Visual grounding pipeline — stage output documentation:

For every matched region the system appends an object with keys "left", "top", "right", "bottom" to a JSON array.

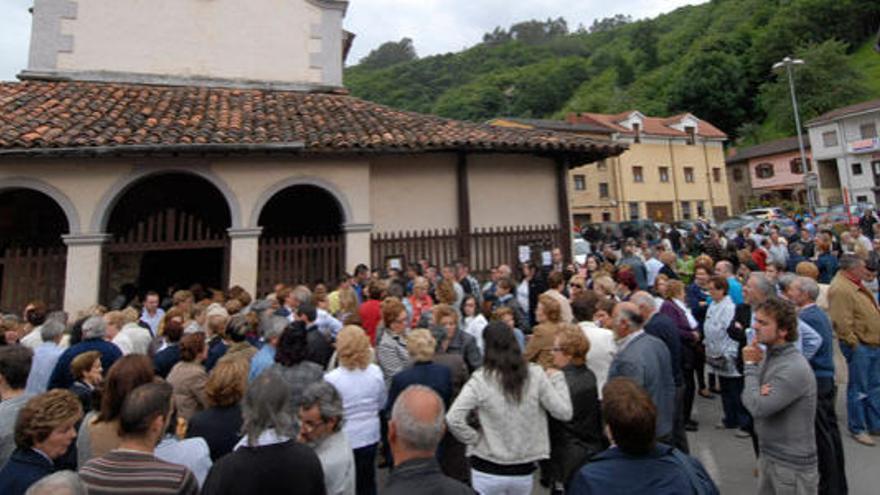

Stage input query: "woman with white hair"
[{"left": 201, "top": 369, "right": 325, "bottom": 494}]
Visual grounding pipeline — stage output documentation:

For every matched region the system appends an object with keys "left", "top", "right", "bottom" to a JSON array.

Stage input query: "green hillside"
[{"left": 345, "top": 0, "right": 880, "bottom": 145}]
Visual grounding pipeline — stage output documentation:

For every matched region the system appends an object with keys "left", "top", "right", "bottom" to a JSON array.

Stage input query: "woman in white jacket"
[
  {"left": 702, "top": 276, "right": 744, "bottom": 431},
  {"left": 446, "top": 322, "right": 572, "bottom": 495}
]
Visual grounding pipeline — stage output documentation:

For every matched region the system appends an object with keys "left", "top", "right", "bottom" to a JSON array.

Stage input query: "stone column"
[
  {"left": 62, "top": 233, "right": 110, "bottom": 315},
  {"left": 227, "top": 228, "right": 262, "bottom": 297},
  {"left": 343, "top": 223, "right": 373, "bottom": 272}
]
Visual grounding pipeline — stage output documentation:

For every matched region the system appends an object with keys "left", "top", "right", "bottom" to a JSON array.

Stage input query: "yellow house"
[
  {"left": 489, "top": 113, "right": 732, "bottom": 226},
  {"left": 570, "top": 111, "right": 731, "bottom": 224}
]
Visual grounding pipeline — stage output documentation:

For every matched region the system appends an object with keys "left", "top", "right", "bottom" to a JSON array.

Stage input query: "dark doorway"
[
  {"left": 138, "top": 249, "right": 225, "bottom": 294},
  {"left": 102, "top": 173, "right": 231, "bottom": 304},
  {"left": 257, "top": 185, "right": 345, "bottom": 294},
  {"left": 0, "top": 189, "right": 68, "bottom": 312}
]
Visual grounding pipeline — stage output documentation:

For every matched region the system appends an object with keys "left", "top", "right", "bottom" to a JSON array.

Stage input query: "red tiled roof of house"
[
  {"left": 0, "top": 81, "right": 624, "bottom": 160},
  {"left": 568, "top": 111, "right": 727, "bottom": 139},
  {"left": 725, "top": 135, "right": 809, "bottom": 164}
]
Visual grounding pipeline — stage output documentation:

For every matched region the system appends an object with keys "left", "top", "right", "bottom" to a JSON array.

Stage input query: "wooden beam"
[
  {"left": 556, "top": 156, "right": 573, "bottom": 263},
  {"left": 456, "top": 152, "right": 471, "bottom": 261}
]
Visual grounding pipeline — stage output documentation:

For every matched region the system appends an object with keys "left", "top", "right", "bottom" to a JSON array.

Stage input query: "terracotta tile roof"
[
  {"left": 0, "top": 81, "right": 624, "bottom": 160},
  {"left": 725, "top": 135, "right": 809, "bottom": 164},
  {"left": 806, "top": 98, "right": 880, "bottom": 127},
  {"left": 568, "top": 111, "right": 727, "bottom": 139},
  {"left": 488, "top": 117, "right": 614, "bottom": 135}
]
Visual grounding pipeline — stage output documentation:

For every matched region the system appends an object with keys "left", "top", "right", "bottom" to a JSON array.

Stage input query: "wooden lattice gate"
[
  {"left": 101, "top": 207, "right": 229, "bottom": 302},
  {"left": 257, "top": 235, "right": 344, "bottom": 296},
  {"left": 0, "top": 245, "right": 67, "bottom": 312}
]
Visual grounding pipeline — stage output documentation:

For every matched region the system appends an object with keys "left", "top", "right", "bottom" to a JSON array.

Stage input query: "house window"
[
  {"left": 685, "top": 126, "right": 696, "bottom": 146},
  {"left": 597, "top": 160, "right": 607, "bottom": 171},
  {"left": 599, "top": 182, "right": 609, "bottom": 198},
  {"left": 822, "top": 131, "right": 838, "bottom": 147},
  {"left": 860, "top": 122, "right": 877, "bottom": 139},
  {"left": 852, "top": 163, "right": 863, "bottom": 175},
  {"left": 696, "top": 201, "right": 705, "bottom": 218},
  {"left": 712, "top": 167, "right": 722, "bottom": 183},
  {"left": 629, "top": 202, "right": 640, "bottom": 220},
  {"left": 681, "top": 201, "right": 692, "bottom": 220},
  {"left": 602, "top": 212, "right": 612, "bottom": 222},
  {"left": 756, "top": 163, "right": 775, "bottom": 179},
  {"left": 574, "top": 213, "right": 591, "bottom": 226},
  {"left": 790, "top": 158, "right": 805, "bottom": 174},
  {"left": 573, "top": 174, "right": 586, "bottom": 191},
  {"left": 857, "top": 195, "right": 869, "bottom": 203},
  {"left": 733, "top": 168, "right": 743, "bottom": 182},
  {"left": 684, "top": 167, "right": 695, "bottom": 183},
  {"left": 633, "top": 166, "right": 644, "bottom": 183},
  {"left": 659, "top": 167, "right": 670, "bottom": 183},
  {"left": 632, "top": 123, "right": 641, "bottom": 143}
]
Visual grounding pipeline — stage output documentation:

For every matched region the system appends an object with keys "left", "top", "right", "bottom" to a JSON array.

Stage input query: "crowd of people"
[{"left": 0, "top": 210, "right": 878, "bottom": 494}]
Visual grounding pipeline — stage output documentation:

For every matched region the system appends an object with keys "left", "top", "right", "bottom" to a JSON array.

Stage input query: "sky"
[{"left": 0, "top": 0, "right": 704, "bottom": 81}]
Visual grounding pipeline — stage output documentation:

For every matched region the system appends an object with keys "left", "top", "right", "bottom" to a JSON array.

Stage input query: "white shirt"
[
  {"left": 463, "top": 314, "right": 489, "bottom": 355},
  {"left": 141, "top": 307, "right": 165, "bottom": 336},
  {"left": 20, "top": 327, "right": 43, "bottom": 350},
  {"left": 316, "top": 309, "right": 344, "bottom": 338},
  {"left": 120, "top": 323, "right": 153, "bottom": 355},
  {"left": 516, "top": 280, "right": 530, "bottom": 314},
  {"left": 645, "top": 258, "right": 664, "bottom": 287},
  {"left": 578, "top": 321, "right": 617, "bottom": 399},
  {"left": 155, "top": 435, "right": 213, "bottom": 488},
  {"left": 324, "top": 364, "right": 387, "bottom": 449},
  {"left": 112, "top": 332, "right": 134, "bottom": 355}
]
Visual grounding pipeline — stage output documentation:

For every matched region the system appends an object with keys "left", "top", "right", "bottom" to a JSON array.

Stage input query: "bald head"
[
  {"left": 390, "top": 385, "right": 445, "bottom": 455},
  {"left": 715, "top": 260, "right": 734, "bottom": 277}
]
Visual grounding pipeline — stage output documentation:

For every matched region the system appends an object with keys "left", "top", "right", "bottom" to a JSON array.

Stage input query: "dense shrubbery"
[{"left": 345, "top": 0, "right": 880, "bottom": 145}]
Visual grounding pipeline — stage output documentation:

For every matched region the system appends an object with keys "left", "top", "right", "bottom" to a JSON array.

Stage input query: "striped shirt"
[{"left": 79, "top": 449, "right": 199, "bottom": 495}]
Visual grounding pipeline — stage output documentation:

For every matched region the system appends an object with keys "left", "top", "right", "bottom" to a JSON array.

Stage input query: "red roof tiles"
[
  {"left": 567, "top": 111, "right": 727, "bottom": 139},
  {"left": 0, "top": 81, "right": 623, "bottom": 159}
]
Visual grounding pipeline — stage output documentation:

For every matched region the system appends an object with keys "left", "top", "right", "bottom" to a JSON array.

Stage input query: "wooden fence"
[
  {"left": 0, "top": 245, "right": 67, "bottom": 312},
  {"left": 258, "top": 235, "right": 345, "bottom": 296},
  {"left": 371, "top": 225, "right": 563, "bottom": 275}
]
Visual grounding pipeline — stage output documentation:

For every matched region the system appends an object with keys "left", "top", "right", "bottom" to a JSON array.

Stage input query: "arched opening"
[
  {"left": 0, "top": 189, "right": 69, "bottom": 311},
  {"left": 257, "top": 184, "right": 345, "bottom": 294},
  {"left": 102, "top": 173, "right": 231, "bottom": 305}
]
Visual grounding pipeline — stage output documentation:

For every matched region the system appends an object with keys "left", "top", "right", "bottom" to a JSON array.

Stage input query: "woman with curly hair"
[
  {"left": 0, "top": 389, "right": 82, "bottom": 495},
  {"left": 325, "top": 326, "right": 386, "bottom": 495},
  {"left": 187, "top": 358, "right": 248, "bottom": 461}
]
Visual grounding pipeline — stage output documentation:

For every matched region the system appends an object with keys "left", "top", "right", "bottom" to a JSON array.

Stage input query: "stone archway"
[
  {"left": 0, "top": 188, "right": 70, "bottom": 311},
  {"left": 101, "top": 173, "right": 233, "bottom": 305},
  {"left": 255, "top": 183, "right": 345, "bottom": 294}
]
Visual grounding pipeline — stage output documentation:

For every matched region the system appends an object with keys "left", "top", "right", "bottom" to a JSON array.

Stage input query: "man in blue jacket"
[
  {"left": 568, "top": 377, "right": 718, "bottom": 494},
  {"left": 48, "top": 316, "right": 121, "bottom": 390}
]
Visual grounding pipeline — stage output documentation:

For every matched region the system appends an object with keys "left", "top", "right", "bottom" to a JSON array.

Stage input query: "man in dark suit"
[
  {"left": 631, "top": 292, "right": 687, "bottom": 453},
  {"left": 607, "top": 302, "right": 676, "bottom": 444}
]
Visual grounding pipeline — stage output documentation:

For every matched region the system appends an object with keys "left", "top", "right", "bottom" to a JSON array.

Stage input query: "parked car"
[
  {"left": 742, "top": 207, "right": 786, "bottom": 219},
  {"left": 619, "top": 220, "right": 661, "bottom": 240},
  {"left": 720, "top": 216, "right": 756, "bottom": 239}
]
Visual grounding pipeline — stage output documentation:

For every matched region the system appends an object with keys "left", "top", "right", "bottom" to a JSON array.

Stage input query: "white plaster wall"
[
  {"left": 211, "top": 156, "right": 371, "bottom": 228},
  {"left": 0, "top": 159, "right": 132, "bottom": 234},
  {"left": 467, "top": 154, "right": 559, "bottom": 229},
  {"left": 57, "top": 0, "right": 327, "bottom": 84},
  {"left": 369, "top": 154, "right": 458, "bottom": 232}
]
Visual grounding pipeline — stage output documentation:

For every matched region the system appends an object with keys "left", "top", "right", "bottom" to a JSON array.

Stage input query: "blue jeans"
[
  {"left": 719, "top": 376, "right": 749, "bottom": 429},
  {"left": 840, "top": 342, "right": 880, "bottom": 434}
]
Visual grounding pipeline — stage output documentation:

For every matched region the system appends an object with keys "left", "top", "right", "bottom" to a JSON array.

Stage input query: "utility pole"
[{"left": 773, "top": 56, "right": 815, "bottom": 214}]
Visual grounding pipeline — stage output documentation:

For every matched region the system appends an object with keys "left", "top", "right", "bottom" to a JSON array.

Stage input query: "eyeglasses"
[
  {"left": 300, "top": 418, "right": 326, "bottom": 432},
  {"left": 570, "top": 284, "right": 584, "bottom": 289}
]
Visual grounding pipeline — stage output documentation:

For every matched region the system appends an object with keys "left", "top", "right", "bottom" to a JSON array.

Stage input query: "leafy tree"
[
  {"left": 630, "top": 21, "right": 659, "bottom": 70},
  {"left": 358, "top": 38, "right": 417, "bottom": 69},
  {"left": 589, "top": 14, "right": 632, "bottom": 34},
  {"left": 757, "top": 39, "right": 870, "bottom": 136},
  {"left": 668, "top": 48, "right": 750, "bottom": 137}
]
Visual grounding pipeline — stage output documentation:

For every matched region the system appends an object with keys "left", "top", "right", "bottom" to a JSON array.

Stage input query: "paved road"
[{"left": 380, "top": 384, "right": 877, "bottom": 494}]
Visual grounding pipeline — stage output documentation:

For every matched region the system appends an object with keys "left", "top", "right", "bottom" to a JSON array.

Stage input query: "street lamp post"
[{"left": 772, "top": 56, "right": 815, "bottom": 214}]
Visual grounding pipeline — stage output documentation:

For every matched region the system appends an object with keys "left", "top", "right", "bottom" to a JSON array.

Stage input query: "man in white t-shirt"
[{"left": 572, "top": 292, "right": 617, "bottom": 399}]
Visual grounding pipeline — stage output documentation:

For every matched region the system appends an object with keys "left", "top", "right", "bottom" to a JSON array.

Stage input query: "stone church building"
[{"left": 0, "top": 0, "right": 621, "bottom": 314}]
